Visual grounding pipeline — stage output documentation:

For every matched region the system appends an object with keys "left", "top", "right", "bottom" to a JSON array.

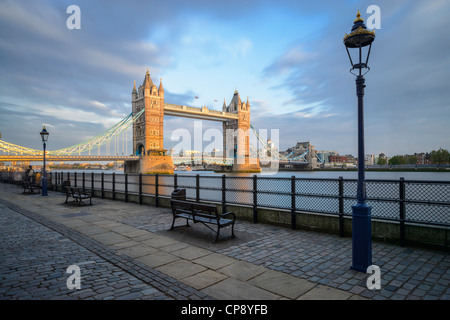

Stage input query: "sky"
[{"left": 0, "top": 0, "right": 449, "bottom": 157}]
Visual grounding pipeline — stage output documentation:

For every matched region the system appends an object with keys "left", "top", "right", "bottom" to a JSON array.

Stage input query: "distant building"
[
  {"left": 316, "top": 150, "right": 338, "bottom": 164},
  {"left": 365, "top": 154, "right": 375, "bottom": 165},
  {"left": 344, "top": 154, "right": 356, "bottom": 164},
  {"left": 329, "top": 155, "right": 348, "bottom": 163},
  {"left": 414, "top": 152, "right": 431, "bottom": 165},
  {"left": 179, "top": 149, "right": 200, "bottom": 157}
]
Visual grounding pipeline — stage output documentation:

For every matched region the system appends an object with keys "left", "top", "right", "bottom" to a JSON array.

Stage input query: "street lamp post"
[
  {"left": 40, "top": 126, "right": 49, "bottom": 196},
  {"left": 343, "top": 10, "right": 375, "bottom": 272}
]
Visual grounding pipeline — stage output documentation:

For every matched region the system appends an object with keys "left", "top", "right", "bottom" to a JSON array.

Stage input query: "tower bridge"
[{"left": 127, "top": 69, "right": 260, "bottom": 174}]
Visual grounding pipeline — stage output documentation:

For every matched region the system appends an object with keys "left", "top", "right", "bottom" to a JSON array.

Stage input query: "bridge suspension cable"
[{"left": 0, "top": 109, "right": 144, "bottom": 156}]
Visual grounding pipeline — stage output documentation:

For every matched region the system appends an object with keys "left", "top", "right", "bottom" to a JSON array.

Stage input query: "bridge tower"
[
  {"left": 126, "top": 69, "right": 173, "bottom": 174},
  {"left": 222, "top": 90, "right": 261, "bottom": 172}
]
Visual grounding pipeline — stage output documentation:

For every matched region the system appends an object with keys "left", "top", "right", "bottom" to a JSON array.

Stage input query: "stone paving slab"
[
  {"left": 171, "top": 246, "right": 212, "bottom": 260},
  {"left": 136, "top": 251, "right": 180, "bottom": 268},
  {"left": 217, "top": 261, "right": 267, "bottom": 282},
  {"left": 181, "top": 270, "right": 228, "bottom": 290},
  {"left": 297, "top": 284, "right": 353, "bottom": 300},
  {"left": 201, "top": 278, "right": 281, "bottom": 300},
  {"left": 156, "top": 260, "right": 208, "bottom": 279},
  {"left": 116, "top": 244, "right": 159, "bottom": 259},
  {"left": 249, "top": 270, "right": 317, "bottom": 299},
  {"left": 192, "top": 253, "right": 236, "bottom": 270}
]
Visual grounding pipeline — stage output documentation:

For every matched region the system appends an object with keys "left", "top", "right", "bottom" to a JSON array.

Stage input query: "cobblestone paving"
[
  {"left": 0, "top": 201, "right": 211, "bottom": 300},
  {"left": 121, "top": 205, "right": 450, "bottom": 300}
]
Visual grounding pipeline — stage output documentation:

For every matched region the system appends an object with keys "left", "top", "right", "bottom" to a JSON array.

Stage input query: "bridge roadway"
[
  {"left": 0, "top": 155, "right": 236, "bottom": 165},
  {"left": 0, "top": 155, "right": 140, "bottom": 162},
  {"left": 164, "top": 103, "right": 238, "bottom": 122}
]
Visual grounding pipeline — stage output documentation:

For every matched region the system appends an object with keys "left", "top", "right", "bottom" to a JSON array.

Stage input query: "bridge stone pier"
[{"left": 125, "top": 69, "right": 260, "bottom": 174}]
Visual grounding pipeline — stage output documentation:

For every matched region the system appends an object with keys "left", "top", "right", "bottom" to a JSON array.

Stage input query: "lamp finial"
[{"left": 354, "top": 9, "right": 364, "bottom": 22}]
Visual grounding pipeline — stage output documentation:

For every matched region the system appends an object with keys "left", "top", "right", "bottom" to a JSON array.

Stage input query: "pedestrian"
[{"left": 27, "top": 166, "right": 34, "bottom": 183}]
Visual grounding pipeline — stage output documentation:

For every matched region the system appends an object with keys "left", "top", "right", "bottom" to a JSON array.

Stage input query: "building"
[
  {"left": 282, "top": 141, "right": 318, "bottom": 169},
  {"left": 316, "top": 150, "right": 339, "bottom": 164},
  {"left": 329, "top": 155, "right": 348, "bottom": 164},
  {"left": 414, "top": 152, "right": 431, "bottom": 165},
  {"left": 179, "top": 149, "right": 201, "bottom": 157},
  {"left": 365, "top": 154, "right": 375, "bottom": 165}
]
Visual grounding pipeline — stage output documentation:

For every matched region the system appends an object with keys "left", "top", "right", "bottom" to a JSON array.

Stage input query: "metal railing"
[{"left": 1, "top": 171, "right": 449, "bottom": 246}]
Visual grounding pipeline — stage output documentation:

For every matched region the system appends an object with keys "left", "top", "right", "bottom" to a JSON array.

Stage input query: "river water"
[{"left": 57, "top": 169, "right": 450, "bottom": 181}]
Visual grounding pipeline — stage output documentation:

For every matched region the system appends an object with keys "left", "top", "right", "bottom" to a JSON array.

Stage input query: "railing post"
[
  {"left": 125, "top": 172, "right": 128, "bottom": 203},
  {"left": 67, "top": 172, "right": 70, "bottom": 185},
  {"left": 91, "top": 172, "right": 94, "bottom": 192},
  {"left": 196, "top": 174, "right": 200, "bottom": 202},
  {"left": 339, "top": 176, "right": 344, "bottom": 237},
  {"left": 174, "top": 173, "right": 178, "bottom": 190},
  {"left": 54, "top": 172, "right": 58, "bottom": 191},
  {"left": 291, "top": 176, "right": 296, "bottom": 230},
  {"left": 139, "top": 173, "right": 143, "bottom": 205},
  {"left": 155, "top": 173, "right": 159, "bottom": 207},
  {"left": 253, "top": 175, "right": 258, "bottom": 223},
  {"left": 399, "top": 177, "right": 406, "bottom": 246},
  {"left": 222, "top": 175, "right": 226, "bottom": 214},
  {"left": 101, "top": 172, "right": 104, "bottom": 199},
  {"left": 112, "top": 172, "right": 116, "bottom": 200},
  {"left": 74, "top": 172, "right": 77, "bottom": 187},
  {"left": 82, "top": 172, "right": 85, "bottom": 191}
]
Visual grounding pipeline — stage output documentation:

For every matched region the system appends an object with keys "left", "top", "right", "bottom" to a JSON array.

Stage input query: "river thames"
[{"left": 55, "top": 169, "right": 450, "bottom": 181}]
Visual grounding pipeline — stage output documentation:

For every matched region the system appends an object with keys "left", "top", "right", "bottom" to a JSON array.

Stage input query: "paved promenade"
[{"left": 0, "top": 182, "right": 448, "bottom": 301}]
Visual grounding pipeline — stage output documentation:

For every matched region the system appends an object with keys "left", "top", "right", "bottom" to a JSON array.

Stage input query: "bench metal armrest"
[
  {"left": 81, "top": 189, "right": 92, "bottom": 196},
  {"left": 221, "top": 212, "right": 236, "bottom": 221}
]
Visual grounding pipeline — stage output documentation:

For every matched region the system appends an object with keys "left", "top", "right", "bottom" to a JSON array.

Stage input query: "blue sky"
[{"left": 0, "top": 0, "right": 449, "bottom": 157}]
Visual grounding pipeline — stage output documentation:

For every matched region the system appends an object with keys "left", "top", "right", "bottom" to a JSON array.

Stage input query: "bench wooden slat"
[
  {"left": 64, "top": 187, "right": 92, "bottom": 206},
  {"left": 170, "top": 199, "right": 236, "bottom": 242}
]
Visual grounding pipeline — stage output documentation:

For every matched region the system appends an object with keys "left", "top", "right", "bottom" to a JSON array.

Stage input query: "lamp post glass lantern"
[
  {"left": 343, "top": 10, "right": 375, "bottom": 272},
  {"left": 40, "top": 126, "right": 49, "bottom": 196}
]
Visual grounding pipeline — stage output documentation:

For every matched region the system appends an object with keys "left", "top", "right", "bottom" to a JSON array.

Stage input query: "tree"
[
  {"left": 389, "top": 155, "right": 406, "bottom": 165},
  {"left": 377, "top": 158, "right": 386, "bottom": 165},
  {"left": 430, "top": 148, "right": 450, "bottom": 165},
  {"left": 406, "top": 155, "right": 418, "bottom": 165}
]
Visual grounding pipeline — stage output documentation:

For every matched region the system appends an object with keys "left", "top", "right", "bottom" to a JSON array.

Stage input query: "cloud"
[
  {"left": 262, "top": 46, "right": 311, "bottom": 78},
  {"left": 1, "top": 0, "right": 449, "bottom": 158}
]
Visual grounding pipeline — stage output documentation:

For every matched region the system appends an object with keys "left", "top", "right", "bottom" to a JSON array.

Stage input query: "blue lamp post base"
[
  {"left": 41, "top": 176, "right": 48, "bottom": 196},
  {"left": 351, "top": 202, "right": 372, "bottom": 272}
]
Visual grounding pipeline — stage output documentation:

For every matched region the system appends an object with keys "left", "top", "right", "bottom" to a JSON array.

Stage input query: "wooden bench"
[
  {"left": 64, "top": 187, "right": 92, "bottom": 206},
  {"left": 170, "top": 199, "right": 236, "bottom": 242},
  {"left": 22, "top": 181, "right": 41, "bottom": 194}
]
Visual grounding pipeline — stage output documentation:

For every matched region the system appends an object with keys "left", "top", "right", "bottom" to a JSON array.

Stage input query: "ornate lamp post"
[
  {"left": 40, "top": 126, "right": 49, "bottom": 196},
  {"left": 343, "top": 10, "right": 375, "bottom": 272}
]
